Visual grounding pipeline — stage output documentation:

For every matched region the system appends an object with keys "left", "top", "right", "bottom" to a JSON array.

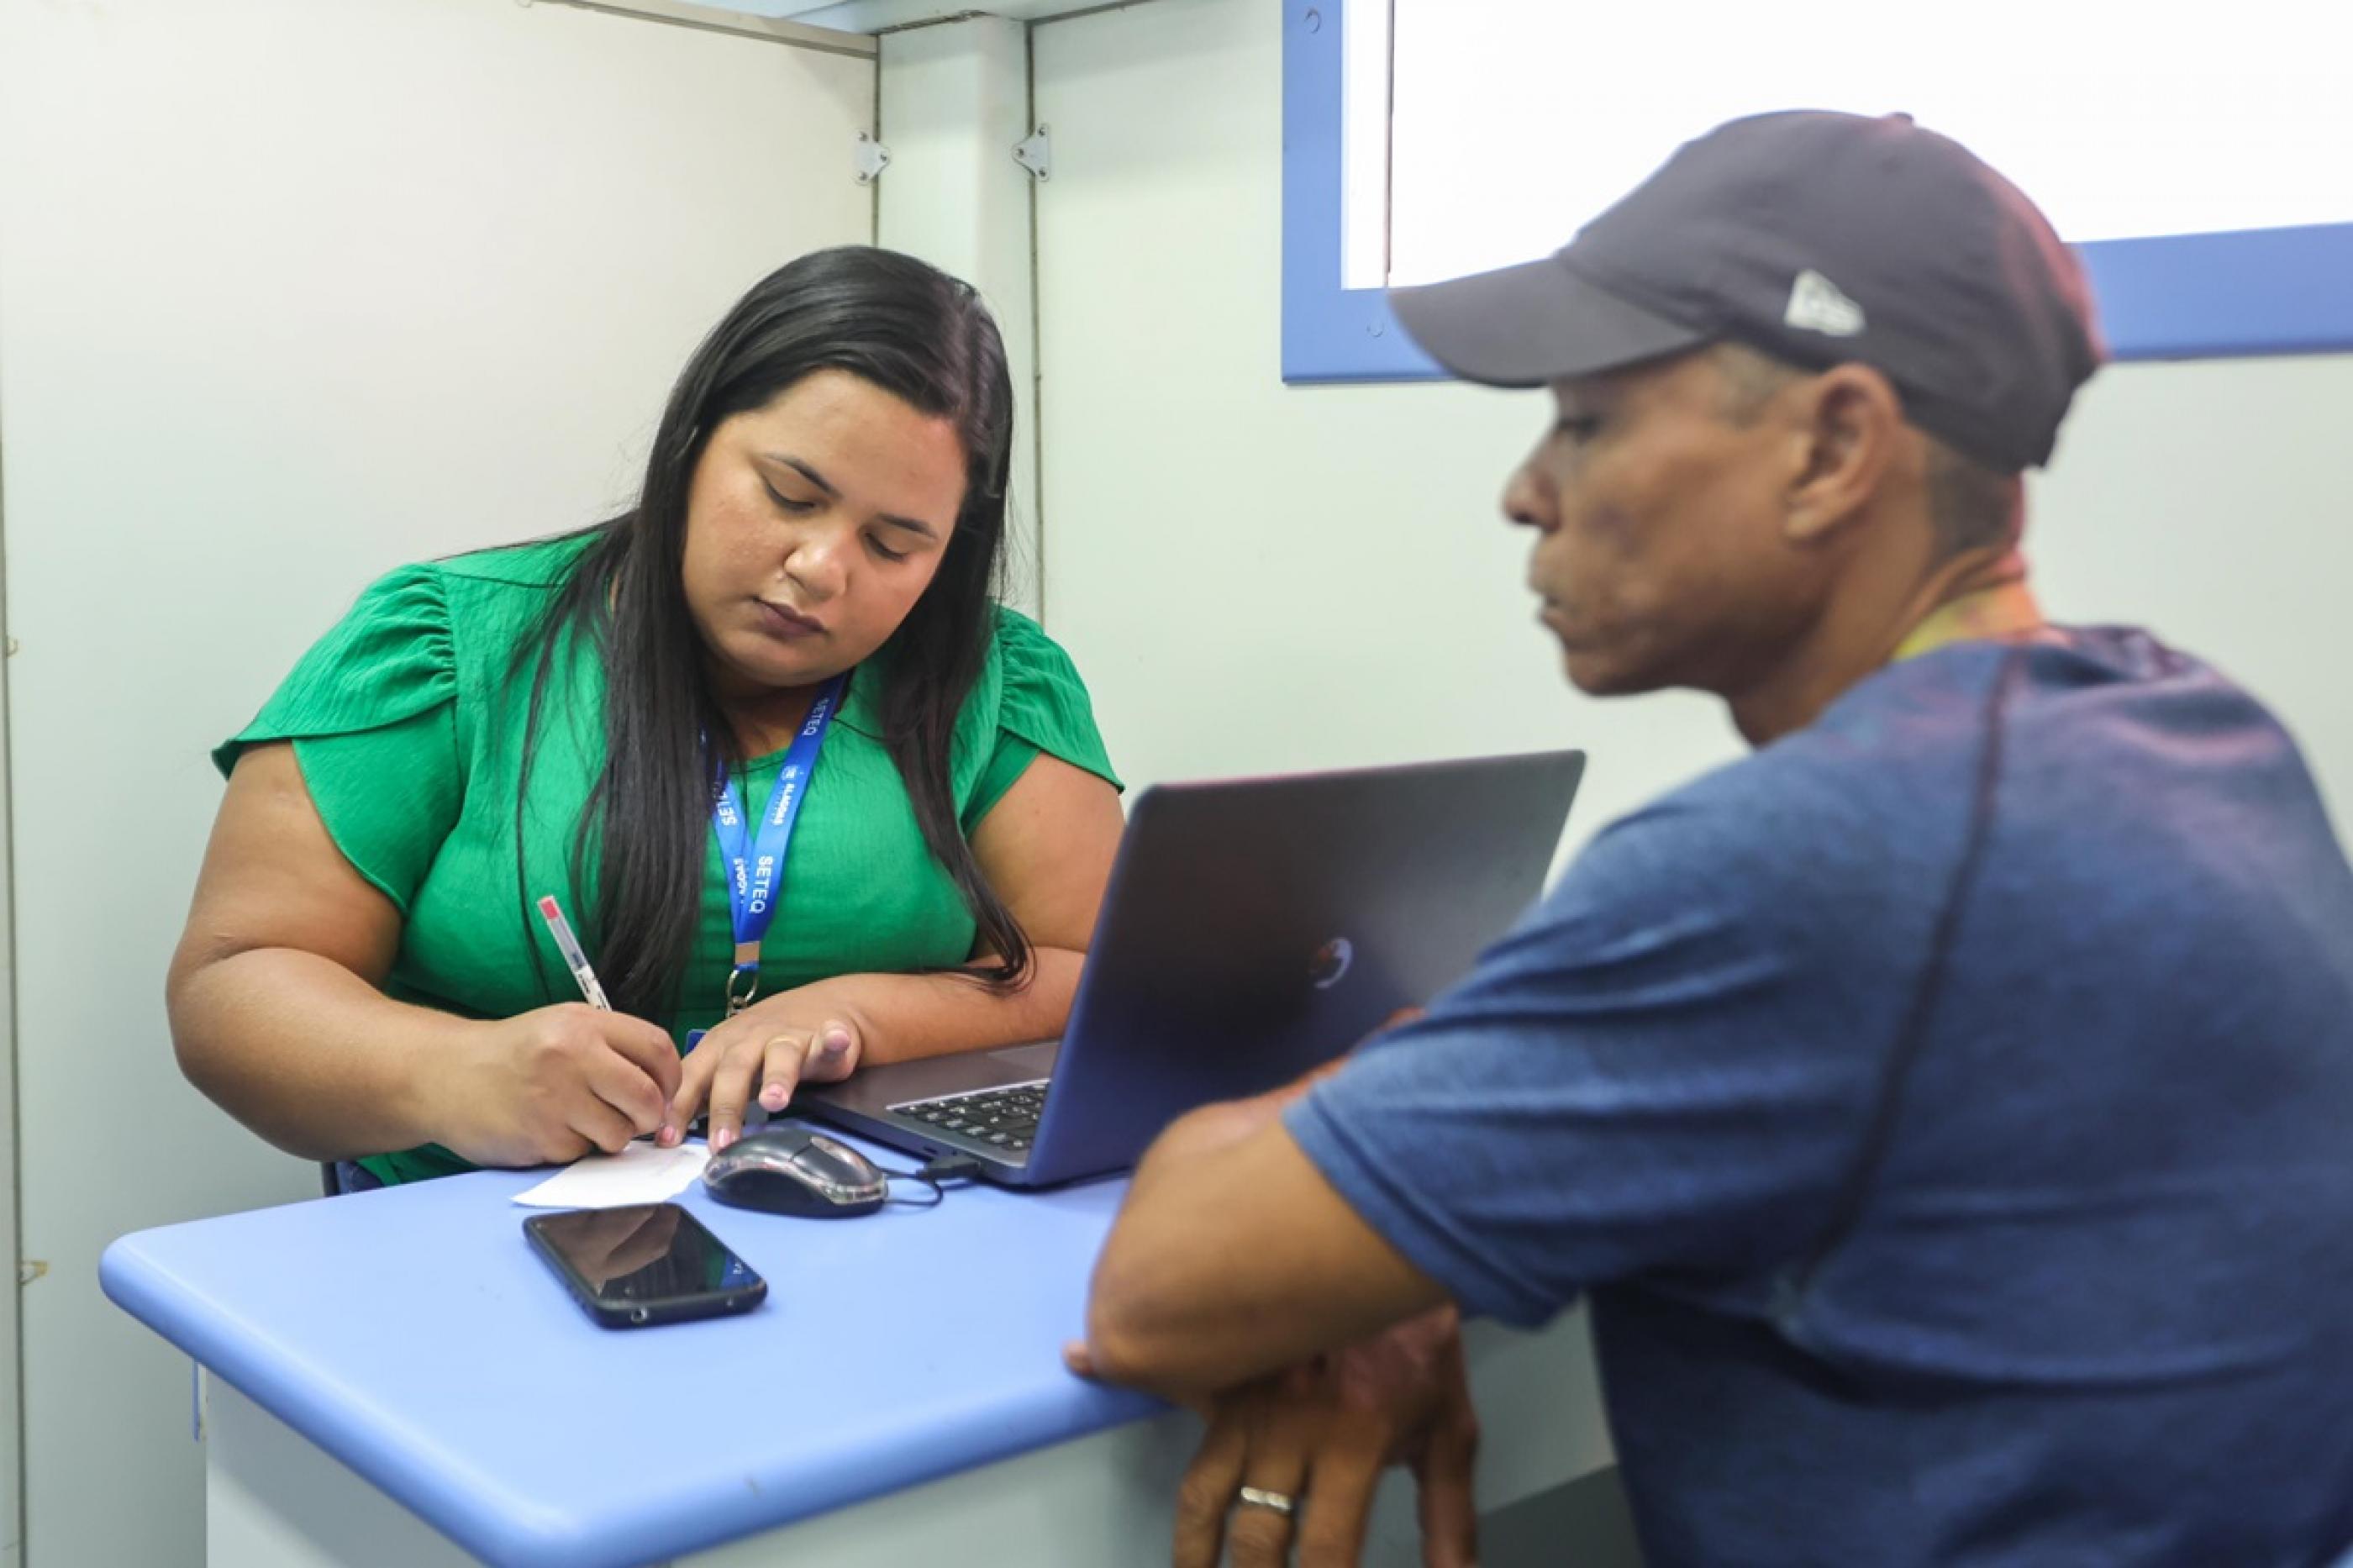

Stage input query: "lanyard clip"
[{"left": 725, "top": 963, "right": 761, "bottom": 1016}]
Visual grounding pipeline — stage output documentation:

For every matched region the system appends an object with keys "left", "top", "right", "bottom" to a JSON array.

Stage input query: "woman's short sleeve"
[
  {"left": 213, "top": 566, "right": 463, "bottom": 913},
  {"left": 963, "top": 609, "right": 1122, "bottom": 830}
]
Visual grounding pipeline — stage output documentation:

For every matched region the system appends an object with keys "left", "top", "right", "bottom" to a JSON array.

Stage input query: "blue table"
[{"left": 103, "top": 1134, "right": 1609, "bottom": 1567}]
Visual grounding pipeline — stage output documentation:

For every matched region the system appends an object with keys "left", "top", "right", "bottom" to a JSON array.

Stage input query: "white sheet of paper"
[{"left": 511, "top": 1142, "right": 712, "bottom": 1209}]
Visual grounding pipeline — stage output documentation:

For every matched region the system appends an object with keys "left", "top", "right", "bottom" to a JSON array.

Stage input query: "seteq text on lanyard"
[{"left": 708, "top": 673, "right": 846, "bottom": 1016}]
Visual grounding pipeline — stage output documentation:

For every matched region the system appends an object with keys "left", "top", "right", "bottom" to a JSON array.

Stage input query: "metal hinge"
[
  {"left": 1013, "top": 124, "right": 1052, "bottom": 182},
  {"left": 855, "top": 130, "right": 891, "bottom": 186}
]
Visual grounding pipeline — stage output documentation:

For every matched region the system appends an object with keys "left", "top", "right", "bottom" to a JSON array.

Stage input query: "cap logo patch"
[{"left": 1784, "top": 269, "right": 1866, "bottom": 337}]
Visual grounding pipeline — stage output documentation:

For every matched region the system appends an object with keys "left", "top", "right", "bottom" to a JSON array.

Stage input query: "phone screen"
[{"left": 525, "top": 1203, "right": 763, "bottom": 1319}]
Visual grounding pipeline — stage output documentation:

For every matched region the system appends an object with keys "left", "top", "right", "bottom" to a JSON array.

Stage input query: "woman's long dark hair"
[{"left": 513, "top": 246, "right": 1026, "bottom": 1020}]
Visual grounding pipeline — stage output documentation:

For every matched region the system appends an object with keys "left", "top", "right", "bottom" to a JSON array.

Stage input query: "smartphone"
[{"left": 523, "top": 1202, "right": 766, "bottom": 1329}]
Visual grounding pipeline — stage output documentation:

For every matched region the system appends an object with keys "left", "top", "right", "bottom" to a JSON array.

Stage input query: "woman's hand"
[
  {"left": 429, "top": 1003, "right": 683, "bottom": 1168},
  {"left": 661, "top": 987, "right": 868, "bottom": 1150}
]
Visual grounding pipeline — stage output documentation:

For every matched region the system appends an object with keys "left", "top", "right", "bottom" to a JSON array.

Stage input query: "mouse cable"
[
  {"left": 866, "top": 1153, "right": 983, "bottom": 1208},
  {"left": 880, "top": 1174, "right": 944, "bottom": 1208},
  {"left": 870, "top": 1153, "right": 980, "bottom": 1208}
]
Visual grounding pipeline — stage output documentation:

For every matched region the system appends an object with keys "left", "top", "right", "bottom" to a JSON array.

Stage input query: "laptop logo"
[{"left": 1309, "top": 938, "right": 1355, "bottom": 990}]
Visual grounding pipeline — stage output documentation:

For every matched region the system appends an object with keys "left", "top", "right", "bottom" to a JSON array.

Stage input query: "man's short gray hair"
[{"left": 1708, "top": 343, "right": 2021, "bottom": 557}]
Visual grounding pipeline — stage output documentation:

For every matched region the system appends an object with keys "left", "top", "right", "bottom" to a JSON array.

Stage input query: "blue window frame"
[{"left": 1282, "top": 0, "right": 2353, "bottom": 385}]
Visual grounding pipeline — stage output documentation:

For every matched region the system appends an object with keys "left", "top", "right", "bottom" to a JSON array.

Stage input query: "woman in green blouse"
[{"left": 168, "top": 247, "right": 1124, "bottom": 1187}]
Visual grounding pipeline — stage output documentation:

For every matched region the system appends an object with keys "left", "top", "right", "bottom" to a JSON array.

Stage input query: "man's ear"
[{"left": 1782, "top": 363, "right": 1908, "bottom": 545}]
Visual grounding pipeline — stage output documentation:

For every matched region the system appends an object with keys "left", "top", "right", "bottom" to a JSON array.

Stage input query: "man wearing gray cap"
[{"left": 1074, "top": 111, "right": 2353, "bottom": 1566}]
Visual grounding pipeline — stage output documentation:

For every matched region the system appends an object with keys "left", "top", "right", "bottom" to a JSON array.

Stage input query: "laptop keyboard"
[{"left": 890, "top": 1080, "right": 1050, "bottom": 1156}]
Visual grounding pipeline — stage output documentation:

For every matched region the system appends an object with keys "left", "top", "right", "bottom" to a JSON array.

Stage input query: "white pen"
[{"left": 535, "top": 894, "right": 612, "bottom": 1010}]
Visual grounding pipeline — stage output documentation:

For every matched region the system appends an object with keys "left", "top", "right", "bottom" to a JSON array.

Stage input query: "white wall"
[
  {"left": 0, "top": 447, "right": 18, "bottom": 1568},
  {"left": 0, "top": 3, "right": 874, "bottom": 1562},
  {"left": 875, "top": 15, "right": 1046, "bottom": 616},
  {"left": 1032, "top": 0, "right": 2353, "bottom": 846},
  {"left": 1032, "top": 0, "right": 1743, "bottom": 848}
]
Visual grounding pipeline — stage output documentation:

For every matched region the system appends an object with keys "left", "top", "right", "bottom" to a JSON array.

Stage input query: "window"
[{"left": 1285, "top": 0, "right": 2353, "bottom": 381}]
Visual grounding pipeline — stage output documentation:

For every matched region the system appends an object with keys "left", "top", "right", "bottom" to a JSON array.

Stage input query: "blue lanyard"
[{"left": 709, "top": 674, "right": 845, "bottom": 1014}]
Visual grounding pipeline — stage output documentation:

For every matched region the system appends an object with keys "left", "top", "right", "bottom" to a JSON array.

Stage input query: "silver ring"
[{"left": 1235, "top": 1486, "right": 1298, "bottom": 1518}]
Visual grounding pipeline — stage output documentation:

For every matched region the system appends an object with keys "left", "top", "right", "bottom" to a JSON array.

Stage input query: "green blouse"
[{"left": 216, "top": 533, "right": 1119, "bottom": 1185}]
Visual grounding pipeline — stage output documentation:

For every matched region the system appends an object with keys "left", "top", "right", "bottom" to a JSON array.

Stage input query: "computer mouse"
[{"left": 702, "top": 1125, "right": 888, "bottom": 1218}]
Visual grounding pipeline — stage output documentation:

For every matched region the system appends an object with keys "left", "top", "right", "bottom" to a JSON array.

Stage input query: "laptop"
[{"left": 797, "top": 749, "right": 1586, "bottom": 1187}]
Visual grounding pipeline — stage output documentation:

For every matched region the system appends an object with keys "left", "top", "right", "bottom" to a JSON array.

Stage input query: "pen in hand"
[
  {"left": 535, "top": 894, "right": 611, "bottom": 1010},
  {"left": 537, "top": 894, "right": 703, "bottom": 1144}
]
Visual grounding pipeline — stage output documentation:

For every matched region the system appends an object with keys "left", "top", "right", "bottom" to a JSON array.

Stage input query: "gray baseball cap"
[{"left": 1388, "top": 110, "right": 2106, "bottom": 471}]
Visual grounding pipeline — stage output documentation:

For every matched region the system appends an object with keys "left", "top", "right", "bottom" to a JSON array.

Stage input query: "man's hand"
[{"left": 1069, "top": 1306, "right": 1480, "bottom": 1568}]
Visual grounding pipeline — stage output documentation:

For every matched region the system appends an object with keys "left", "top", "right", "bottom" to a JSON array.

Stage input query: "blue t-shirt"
[{"left": 1289, "top": 629, "right": 2353, "bottom": 1567}]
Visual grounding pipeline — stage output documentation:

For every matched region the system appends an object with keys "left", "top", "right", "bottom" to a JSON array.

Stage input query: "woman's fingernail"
[
  {"left": 761, "top": 1086, "right": 787, "bottom": 1109},
  {"left": 712, "top": 1129, "right": 734, "bottom": 1152},
  {"left": 657, "top": 1124, "right": 676, "bottom": 1146}
]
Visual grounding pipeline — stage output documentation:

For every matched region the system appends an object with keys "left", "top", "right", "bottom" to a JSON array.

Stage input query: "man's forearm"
[
  {"left": 1084, "top": 1087, "right": 1445, "bottom": 1397},
  {"left": 1123, "top": 1085, "right": 1302, "bottom": 1202}
]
